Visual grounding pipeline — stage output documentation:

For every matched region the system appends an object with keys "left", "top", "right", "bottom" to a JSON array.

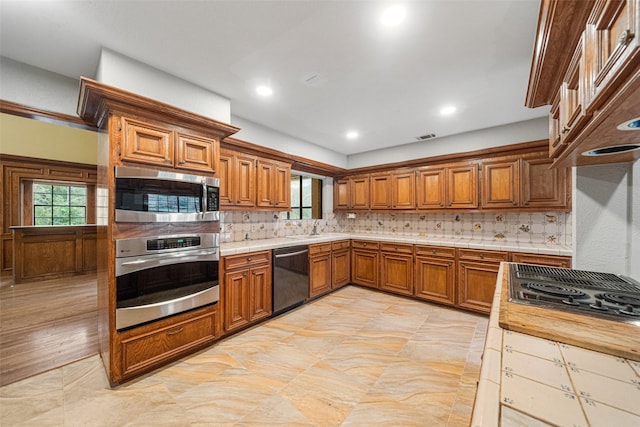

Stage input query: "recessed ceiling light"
[
  {"left": 381, "top": 5, "right": 406, "bottom": 27},
  {"left": 440, "top": 105, "right": 456, "bottom": 116},
  {"left": 256, "top": 85, "right": 273, "bottom": 97},
  {"left": 346, "top": 131, "right": 359, "bottom": 140}
]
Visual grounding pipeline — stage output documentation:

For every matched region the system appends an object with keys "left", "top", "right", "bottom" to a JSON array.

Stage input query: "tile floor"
[{"left": 0, "top": 286, "right": 488, "bottom": 426}]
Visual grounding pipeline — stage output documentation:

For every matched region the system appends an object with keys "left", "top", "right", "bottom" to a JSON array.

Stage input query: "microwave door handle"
[{"left": 202, "top": 180, "right": 207, "bottom": 219}]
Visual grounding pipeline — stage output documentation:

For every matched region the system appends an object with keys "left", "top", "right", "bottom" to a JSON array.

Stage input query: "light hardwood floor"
[
  {"left": 0, "top": 274, "right": 98, "bottom": 386},
  {"left": 1, "top": 286, "right": 488, "bottom": 426}
]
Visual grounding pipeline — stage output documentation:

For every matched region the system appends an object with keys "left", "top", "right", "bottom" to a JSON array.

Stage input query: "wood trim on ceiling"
[{"left": 0, "top": 99, "right": 97, "bottom": 131}]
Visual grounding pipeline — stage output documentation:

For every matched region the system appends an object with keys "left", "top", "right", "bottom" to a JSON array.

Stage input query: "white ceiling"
[{"left": 0, "top": 0, "right": 547, "bottom": 156}]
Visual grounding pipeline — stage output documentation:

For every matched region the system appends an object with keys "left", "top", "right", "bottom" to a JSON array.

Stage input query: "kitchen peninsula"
[{"left": 472, "top": 264, "right": 640, "bottom": 426}]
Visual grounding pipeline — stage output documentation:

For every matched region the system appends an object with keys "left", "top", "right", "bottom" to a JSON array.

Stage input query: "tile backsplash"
[{"left": 220, "top": 210, "right": 572, "bottom": 246}]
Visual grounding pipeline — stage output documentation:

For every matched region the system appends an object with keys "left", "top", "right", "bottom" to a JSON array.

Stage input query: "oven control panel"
[{"left": 147, "top": 237, "right": 201, "bottom": 251}]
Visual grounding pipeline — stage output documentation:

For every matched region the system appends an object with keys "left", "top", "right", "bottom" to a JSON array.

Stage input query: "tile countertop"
[
  {"left": 471, "top": 263, "right": 640, "bottom": 427},
  {"left": 220, "top": 233, "right": 572, "bottom": 257}
]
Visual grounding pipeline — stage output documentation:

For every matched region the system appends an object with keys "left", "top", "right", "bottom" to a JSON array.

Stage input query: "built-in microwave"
[{"left": 115, "top": 166, "right": 219, "bottom": 222}]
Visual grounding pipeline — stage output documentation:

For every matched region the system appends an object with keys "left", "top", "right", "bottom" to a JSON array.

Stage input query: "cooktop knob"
[
  {"left": 620, "top": 304, "right": 640, "bottom": 317},
  {"left": 589, "top": 299, "right": 608, "bottom": 311},
  {"left": 562, "top": 296, "right": 580, "bottom": 306}
]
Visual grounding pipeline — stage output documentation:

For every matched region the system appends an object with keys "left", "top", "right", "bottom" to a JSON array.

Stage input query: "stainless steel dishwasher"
[{"left": 272, "top": 245, "right": 309, "bottom": 316}]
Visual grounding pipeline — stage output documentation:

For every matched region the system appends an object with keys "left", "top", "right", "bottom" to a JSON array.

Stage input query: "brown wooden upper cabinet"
[
  {"left": 447, "top": 163, "right": 479, "bottom": 209},
  {"left": 256, "top": 158, "right": 291, "bottom": 210},
  {"left": 481, "top": 153, "right": 568, "bottom": 210},
  {"left": 416, "top": 166, "right": 447, "bottom": 209},
  {"left": 334, "top": 174, "right": 370, "bottom": 210},
  {"left": 219, "top": 148, "right": 256, "bottom": 209},
  {"left": 369, "top": 170, "right": 415, "bottom": 210},
  {"left": 120, "top": 116, "right": 219, "bottom": 174},
  {"left": 481, "top": 158, "right": 520, "bottom": 208},
  {"left": 526, "top": 0, "right": 640, "bottom": 166}
]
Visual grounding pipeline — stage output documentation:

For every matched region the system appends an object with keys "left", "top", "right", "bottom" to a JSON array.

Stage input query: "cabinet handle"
[
  {"left": 618, "top": 29, "right": 633, "bottom": 46},
  {"left": 561, "top": 126, "right": 569, "bottom": 134},
  {"left": 480, "top": 254, "right": 484, "bottom": 259},
  {"left": 179, "top": 160, "right": 186, "bottom": 165},
  {"left": 166, "top": 326, "right": 184, "bottom": 336},
  {"left": 247, "top": 257, "right": 252, "bottom": 261},
  {"left": 243, "top": 272, "right": 248, "bottom": 277},
  {"left": 252, "top": 271, "right": 257, "bottom": 275},
  {"left": 237, "top": 200, "right": 241, "bottom": 204},
  {"left": 431, "top": 249, "right": 436, "bottom": 254},
  {"left": 165, "top": 158, "right": 171, "bottom": 163}
]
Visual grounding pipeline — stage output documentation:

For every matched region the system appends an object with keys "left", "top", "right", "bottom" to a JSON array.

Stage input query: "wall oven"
[
  {"left": 115, "top": 166, "right": 219, "bottom": 223},
  {"left": 115, "top": 233, "right": 219, "bottom": 330}
]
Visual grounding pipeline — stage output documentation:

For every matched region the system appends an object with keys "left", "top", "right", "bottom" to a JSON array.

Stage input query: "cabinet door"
[
  {"left": 457, "top": 260, "right": 500, "bottom": 314},
  {"left": 332, "top": 248, "right": 350, "bottom": 289},
  {"left": 235, "top": 153, "right": 256, "bottom": 208},
  {"left": 121, "top": 117, "right": 173, "bottom": 167},
  {"left": 249, "top": 265, "right": 272, "bottom": 322},
  {"left": 481, "top": 159, "right": 519, "bottom": 208},
  {"left": 350, "top": 175, "right": 370, "bottom": 209},
  {"left": 380, "top": 252, "right": 413, "bottom": 296},
  {"left": 224, "top": 270, "right": 250, "bottom": 332},
  {"left": 334, "top": 179, "right": 350, "bottom": 210},
  {"left": 415, "top": 256, "right": 456, "bottom": 306},
  {"left": 309, "top": 253, "right": 332, "bottom": 298},
  {"left": 392, "top": 170, "right": 415, "bottom": 209},
  {"left": 416, "top": 167, "right": 446, "bottom": 209},
  {"left": 587, "top": 0, "right": 639, "bottom": 109},
  {"left": 272, "top": 162, "right": 291, "bottom": 209},
  {"left": 521, "top": 155, "right": 568, "bottom": 209},
  {"left": 218, "top": 149, "right": 234, "bottom": 206},
  {"left": 256, "top": 160, "right": 275, "bottom": 208},
  {"left": 448, "top": 164, "right": 478, "bottom": 209},
  {"left": 351, "top": 249, "right": 378, "bottom": 288},
  {"left": 370, "top": 173, "right": 392, "bottom": 209},
  {"left": 549, "top": 94, "right": 565, "bottom": 158},
  {"left": 175, "top": 133, "right": 217, "bottom": 173}
]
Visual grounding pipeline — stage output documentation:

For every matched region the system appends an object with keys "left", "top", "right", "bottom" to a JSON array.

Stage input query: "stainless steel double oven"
[{"left": 114, "top": 166, "right": 220, "bottom": 330}]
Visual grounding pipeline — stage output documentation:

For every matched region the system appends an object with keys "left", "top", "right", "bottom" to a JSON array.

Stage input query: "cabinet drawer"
[
  {"left": 121, "top": 313, "right": 215, "bottom": 377},
  {"left": 351, "top": 240, "right": 379, "bottom": 250},
  {"left": 415, "top": 245, "right": 456, "bottom": 258},
  {"left": 379, "top": 242, "right": 413, "bottom": 254},
  {"left": 511, "top": 252, "right": 571, "bottom": 268},
  {"left": 458, "top": 248, "right": 508, "bottom": 262},
  {"left": 309, "top": 242, "right": 332, "bottom": 256},
  {"left": 332, "top": 240, "right": 350, "bottom": 251},
  {"left": 224, "top": 251, "right": 271, "bottom": 270}
]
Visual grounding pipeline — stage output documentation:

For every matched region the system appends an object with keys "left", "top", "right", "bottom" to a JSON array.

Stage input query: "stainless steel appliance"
[
  {"left": 509, "top": 264, "right": 640, "bottom": 323},
  {"left": 115, "top": 233, "right": 219, "bottom": 330},
  {"left": 115, "top": 166, "right": 219, "bottom": 222},
  {"left": 272, "top": 245, "right": 309, "bottom": 316}
]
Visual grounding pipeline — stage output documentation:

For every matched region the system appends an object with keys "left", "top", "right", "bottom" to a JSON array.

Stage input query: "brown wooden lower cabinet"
[
  {"left": 351, "top": 240, "right": 379, "bottom": 288},
  {"left": 414, "top": 245, "right": 456, "bottom": 306},
  {"left": 120, "top": 309, "right": 217, "bottom": 379},
  {"left": 309, "top": 243, "right": 332, "bottom": 298},
  {"left": 222, "top": 251, "right": 272, "bottom": 334},
  {"left": 11, "top": 225, "right": 97, "bottom": 283},
  {"left": 380, "top": 243, "right": 414, "bottom": 296},
  {"left": 331, "top": 240, "right": 350, "bottom": 289},
  {"left": 457, "top": 249, "right": 509, "bottom": 314}
]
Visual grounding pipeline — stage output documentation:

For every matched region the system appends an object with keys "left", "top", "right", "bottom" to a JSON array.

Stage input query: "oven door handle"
[{"left": 116, "top": 250, "right": 218, "bottom": 277}]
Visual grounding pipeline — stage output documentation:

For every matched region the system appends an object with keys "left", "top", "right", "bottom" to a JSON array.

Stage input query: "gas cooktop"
[{"left": 508, "top": 264, "right": 640, "bottom": 324}]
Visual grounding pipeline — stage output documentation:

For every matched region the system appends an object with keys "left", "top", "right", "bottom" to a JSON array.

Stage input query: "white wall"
[
  {"left": 0, "top": 57, "right": 80, "bottom": 116},
  {"left": 232, "top": 115, "right": 347, "bottom": 168},
  {"left": 347, "top": 117, "right": 548, "bottom": 168},
  {"left": 96, "top": 48, "right": 231, "bottom": 123},
  {"left": 573, "top": 163, "right": 639, "bottom": 279}
]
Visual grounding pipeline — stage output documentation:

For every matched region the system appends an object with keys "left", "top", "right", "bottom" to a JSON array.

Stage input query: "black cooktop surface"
[{"left": 508, "top": 264, "right": 640, "bottom": 324}]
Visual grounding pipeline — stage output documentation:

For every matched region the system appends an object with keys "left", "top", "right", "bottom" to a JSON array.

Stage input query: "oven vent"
[
  {"left": 514, "top": 264, "right": 640, "bottom": 292},
  {"left": 416, "top": 133, "right": 436, "bottom": 141}
]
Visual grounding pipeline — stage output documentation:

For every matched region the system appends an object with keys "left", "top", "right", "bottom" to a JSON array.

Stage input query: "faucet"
[{"left": 311, "top": 219, "right": 320, "bottom": 235}]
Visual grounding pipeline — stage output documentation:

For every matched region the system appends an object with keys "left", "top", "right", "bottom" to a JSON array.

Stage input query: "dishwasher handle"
[{"left": 274, "top": 249, "right": 309, "bottom": 259}]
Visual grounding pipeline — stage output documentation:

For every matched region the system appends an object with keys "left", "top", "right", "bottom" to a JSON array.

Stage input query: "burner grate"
[{"left": 515, "top": 264, "right": 640, "bottom": 292}]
